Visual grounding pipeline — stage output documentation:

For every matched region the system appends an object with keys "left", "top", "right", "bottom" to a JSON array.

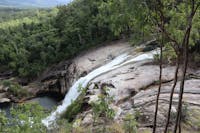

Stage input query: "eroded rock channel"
[{"left": 1, "top": 40, "right": 200, "bottom": 131}]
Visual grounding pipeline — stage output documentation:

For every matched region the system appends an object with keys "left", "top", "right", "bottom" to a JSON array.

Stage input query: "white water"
[{"left": 42, "top": 49, "right": 159, "bottom": 128}]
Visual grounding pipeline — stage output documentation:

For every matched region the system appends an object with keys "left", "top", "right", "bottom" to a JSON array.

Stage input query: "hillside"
[{"left": 0, "top": 0, "right": 71, "bottom": 8}]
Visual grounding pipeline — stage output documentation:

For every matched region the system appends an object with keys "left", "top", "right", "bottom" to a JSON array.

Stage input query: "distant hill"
[{"left": 0, "top": 0, "right": 71, "bottom": 8}]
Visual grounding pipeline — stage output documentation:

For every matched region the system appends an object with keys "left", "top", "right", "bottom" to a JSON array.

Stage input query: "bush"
[
  {"left": 0, "top": 103, "right": 48, "bottom": 133},
  {"left": 194, "top": 53, "right": 200, "bottom": 64},
  {"left": 123, "top": 114, "right": 138, "bottom": 133},
  {"left": 90, "top": 88, "right": 115, "bottom": 133},
  {"left": 108, "top": 123, "right": 125, "bottom": 133},
  {"left": 2, "top": 80, "right": 12, "bottom": 87},
  {"left": 0, "top": 111, "right": 8, "bottom": 132},
  {"left": 64, "top": 86, "right": 87, "bottom": 121},
  {"left": 9, "top": 83, "right": 29, "bottom": 98},
  {"left": 2, "top": 80, "right": 29, "bottom": 98},
  {"left": 153, "top": 43, "right": 177, "bottom": 64}
]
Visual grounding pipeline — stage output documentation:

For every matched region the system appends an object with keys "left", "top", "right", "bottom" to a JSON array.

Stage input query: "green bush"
[
  {"left": 123, "top": 114, "right": 138, "bottom": 133},
  {"left": 153, "top": 43, "right": 177, "bottom": 64},
  {"left": 0, "top": 103, "right": 48, "bottom": 133},
  {"left": 90, "top": 88, "right": 115, "bottom": 132},
  {"left": 194, "top": 53, "right": 200, "bottom": 64},
  {"left": 64, "top": 86, "right": 87, "bottom": 121},
  {"left": 9, "top": 83, "right": 28, "bottom": 98},
  {"left": 0, "top": 111, "right": 8, "bottom": 132},
  {"left": 2, "top": 80, "right": 29, "bottom": 98},
  {"left": 2, "top": 80, "right": 12, "bottom": 87},
  {"left": 64, "top": 97, "right": 85, "bottom": 121}
]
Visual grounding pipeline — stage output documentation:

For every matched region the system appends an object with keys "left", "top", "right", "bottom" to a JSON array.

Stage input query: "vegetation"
[
  {"left": 2, "top": 80, "right": 29, "bottom": 98},
  {"left": 64, "top": 86, "right": 87, "bottom": 121},
  {"left": 0, "top": 103, "right": 48, "bottom": 133},
  {"left": 0, "top": 0, "right": 199, "bottom": 132},
  {"left": 0, "top": 0, "right": 199, "bottom": 81},
  {"left": 123, "top": 114, "right": 138, "bottom": 133},
  {"left": 91, "top": 88, "right": 115, "bottom": 133}
]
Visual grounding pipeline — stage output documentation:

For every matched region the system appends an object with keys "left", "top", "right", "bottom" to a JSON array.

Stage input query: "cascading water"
[{"left": 42, "top": 49, "right": 159, "bottom": 128}]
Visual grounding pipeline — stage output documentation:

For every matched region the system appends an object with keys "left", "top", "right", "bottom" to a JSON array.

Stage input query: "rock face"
[
  {"left": 1, "top": 39, "right": 199, "bottom": 131},
  {"left": 39, "top": 61, "right": 78, "bottom": 95},
  {"left": 27, "top": 40, "right": 200, "bottom": 130},
  {"left": 79, "top": 64, "right": 200, "bottom": 130},
  {"left": 38, "top": 40, "right": 132, "bottom": 96},
  {"left": 0, "top": 92, "right": 10, "bottom": 103}
]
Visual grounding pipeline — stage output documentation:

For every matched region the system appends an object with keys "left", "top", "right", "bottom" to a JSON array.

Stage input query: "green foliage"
[
  {"left": 64, "top": 98, "right": 84, "bottom": 121},
  {"left": 91, "top": 88, "right": 115, "bottom": 132},
  {"left": 2, "top": 80, "right": 28, "bottom": 98},
  {"left": 163, "top": 44, "right": 177, "bottom": 64},
  {"left": 2, "top": 79, "right": 12, "bottom": 87},
  {"left": 64, "top": 86, "right": 87, "bottom": 121},
  {"left": 0, "top": 8, "right": 59, "bottom": 79},
  {"left": 9, "top": 83, "right": 28, "bottom": 98},
  {"left": 1, "top": 0, "right": 198, "bottom": 80},
  {"left": 194, "top": 53, "right": 200, "bottom": 64},
  {"left": 0, "top": 103, "right": 48, "bottom": 133},
  {"left": 0, "top": 111, "right": 8, "bottom": 132},
  {"left": 91, "top": 88, "right": 115, "bottom": 121},
  {"left": 181, "top": 103, "right": 189, "bottom": 123},
  {"left": 123, "top": 114, "right": 138, "bottom": 133},
  {"left": 153, "top": 43, "right": 177, "bottom": 64},
  {"left": 55, "top": 119, "right": 73, "bottom": 133},
  {"left": 0, "top": 0, "right": 199, "bottom": 81}
]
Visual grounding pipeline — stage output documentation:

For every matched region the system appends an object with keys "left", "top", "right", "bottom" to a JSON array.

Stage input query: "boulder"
[{"left": 0, "top": 98, "right": 10, "bottom": 103}]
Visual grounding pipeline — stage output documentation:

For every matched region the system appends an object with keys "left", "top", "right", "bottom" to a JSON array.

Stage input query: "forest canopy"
[{"left": 0, "top": 0, "right": 199, "bottom": 80}]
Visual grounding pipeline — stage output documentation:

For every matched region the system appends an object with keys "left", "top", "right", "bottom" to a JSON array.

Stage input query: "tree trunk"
[
  {"left": 173, "top": 1, "right": 198, "bottom": 132},
  {"left": 174, "top": 28, "right": 191, "bottom": 133},
  {"left": 164, "top": 54, "right": 180, "bottom": 133},
  {"left": 152, "top": 34, "right": 163, "bottom": 133}
]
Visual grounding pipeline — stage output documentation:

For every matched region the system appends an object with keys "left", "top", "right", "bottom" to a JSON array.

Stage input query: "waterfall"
[{"left": 42, "top": 49, "right": 159, "bottom": 128}]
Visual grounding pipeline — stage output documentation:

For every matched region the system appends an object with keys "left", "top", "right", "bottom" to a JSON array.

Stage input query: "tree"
[
  {"left": 0, "top": 103, "right": 48, "bottom": 133},
  {"left": 174, "top": 1, "right": 199, "bottom": 132},
  {"left": 91, "top": 88, "right": 115, "bottom": 133},
  {"left": 131, "top": 0, "right": 199, "bottom": 132}
]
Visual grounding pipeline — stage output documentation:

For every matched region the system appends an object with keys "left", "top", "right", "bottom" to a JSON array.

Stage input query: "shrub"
[
  {"left": 194, "top": 53, "right": 200, "bottom": 64},
  {"left": 153, "top": 43, "right": 177, "bottom": 64},
  {"left": 2, "top": 80, "right": 29, "bottom": 98},
  {"left": 0, "top": 111, "right": 8, "bottom": 132},
  {"left": 9, "top": 83, "right": 28, "bottom": 98},
  {"left": 64, "top": 86, "right": 87, "bottom": 121},
  {"left": 108, "top": 123, "right": 125, "bottom": 133},
  {"left": 90, "top": 87, "right": 115, "bottom": 133},
  {"left": 2, "top": 80, "right": 12, "bottom": 87},
  {"left": 0, "top": 103, "right": 48, "bottom": 133},
  {"left": 123, "top": 114, "right": 138, "bottom": 133}
]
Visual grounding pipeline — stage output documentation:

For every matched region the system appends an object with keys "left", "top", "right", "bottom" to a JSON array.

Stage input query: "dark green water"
[{"left": 0, "top": 96, "right": 60, "bottom": 117}]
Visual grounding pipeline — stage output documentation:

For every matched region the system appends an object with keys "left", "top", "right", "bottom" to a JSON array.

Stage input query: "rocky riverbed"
[{"left": 1, "top": 40, "right": 200, "bottom": 132}]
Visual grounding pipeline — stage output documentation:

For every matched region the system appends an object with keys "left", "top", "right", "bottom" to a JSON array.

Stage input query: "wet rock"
[
  {"left": 79, "top": 62, "right": 200, "bottom": 130},
  {"left": 18, "top": 40, "right": 199, "bottom": 130},
  {"left": 0, "top": 85, "right": 3, "bottom": 92},
  {"left": 0, "top": 93, "right": 10, "bottom": 103},
  {"left": 82, "top": 113, "right": 93, "bottom": 126},
  {"left": 0, "top": 98, "right": 10, "bottom": 103},
  {"left": 0, "top": 71, "right": 13, "bottom": 80},
  {"left": 35, "top": 40, "right": 132, "bottom": 96},
  {"left": 131, "top": 79, "right": 200, "bottom": 127}
]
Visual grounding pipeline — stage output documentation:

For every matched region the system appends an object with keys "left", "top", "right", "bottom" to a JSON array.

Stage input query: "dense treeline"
[
  {"left": 0, "top": 8, "right": 38, "bottom": 23},
  {"left": 0, "top": 0, "right": 132, "bottom": 80},
  {"left": 0, "top": 0, "right": 199, "bottom": 80},
  {"left": 0, "top": 8, "right": 59, "bottom": 78}
]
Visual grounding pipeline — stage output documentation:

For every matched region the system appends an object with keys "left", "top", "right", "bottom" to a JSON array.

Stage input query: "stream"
[
  {"left": 42, "top": 49, "right": 159, "bottom": 128},
  {"left": 0, "top": 96, "right": 60, "bottom": 118}
]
